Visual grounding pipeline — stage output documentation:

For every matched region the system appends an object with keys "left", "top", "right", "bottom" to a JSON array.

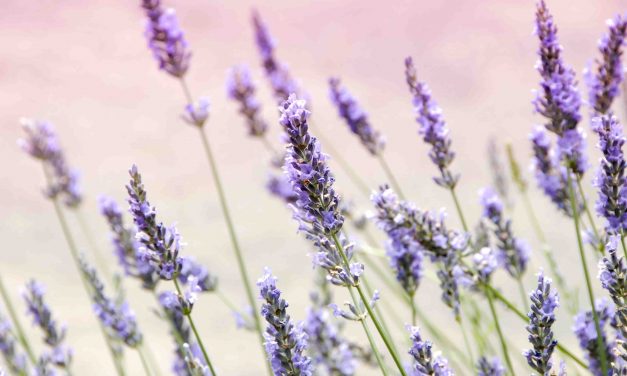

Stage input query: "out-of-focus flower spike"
[
  {"left": 573, "top": 298, "right": 615, "bottom": 375},
  {"left": 0, "top": 312, "right": 28, "bottom": 375},
  {"left": 304, "top": 307, "right": 356, "bottom": 375},
  {"left": 226, "top": 65, "right": 268, "bottom": 137},
  {"left": 477, "top": 356, "right": 505, "bottom": 376},
  {"left": 181, "top": 97, "right": 210, "bottom": 128},
  {"left": 407, "top": 326, "right": 453, "bottom": 376}
]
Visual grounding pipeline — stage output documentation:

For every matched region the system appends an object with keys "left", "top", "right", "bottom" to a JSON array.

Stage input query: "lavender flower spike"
[
  {"left": 476, "top": 356, "right": 505, "bottom": 376},
  {"left": 404, "top": 57, "right": 458, "bottom": 189},
  {"left": 80, "top": 257, "right": 143, "bottom": 348},
  {"left": 19, "top": 118, "right": 82, "bottom": 208},
  {"left": 328, "top": 77, "right": 385, "bottom": 155},
  {"left": 523, "top": 271, "right": 559, "bottom": 375},
  {"left": 23, "top": 280, "right": 72, "bottom": 369},
  {"left": 226, "top": 65, "right": 268, "bottom": 137},
  {"left": 586, "top": 15, "right": 627, "bottom": 115},
  {"left": 573, "top": 298, "right": 614, "bottom": 376},
  {"left": 479, "top": 187, "right": 530, "bottom": 278},
  {"left": 127, "top": 165, "right": 183, "bottom": 280},
  {"left": 258, "top": 268, "right": 313, "bottom": 376},
  {"left": 304, "top": 307, "right": 356, "bottom": 375},
  {"left": 408, "top": 326, "right": 453, "bottom": 376},
  {"left": 593, "top": 115, "right": 627, "bottom": 233},
  {"left": 142, "top": 0, "right": 191, "bottom": 78},
  {"left": 0, "top": 312, "right": 28, "bottom": 375}
]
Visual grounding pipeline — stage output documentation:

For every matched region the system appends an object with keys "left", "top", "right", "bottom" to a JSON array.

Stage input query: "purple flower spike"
[
  {"left": 408, "top": 326, "right": 453, "bottom": 376},
  {"left": 593, "top": 115, "right": 627, "bottom": 233},
  {"left": 142, "top": 0, "right": 191, "bottom": 78},
  {"left": 477, "top": 356, "right": 505, "bottom": 376},
  {"left": 304, "top": 307, "right": 356, "bottom": 375},
  {"left": 0, "top": 313, "right": 28, "bottom": 375},
  {"left": 573, "top": 298, "right": 615, "bottom": 376},
  {"left": 226, "top": 65, "right": 268, "bottom": 137},
  {"left": 586, "top": 15, "right": 627, "bottom": 115},
  {"left": 258, "top": 268, "right": 313, "bottom": 376},
  {"left": 328, "top": 77, "right": 385, "bottom": 156},
  {"left": 23, "top": 280, "right": 72, "bottom": 370},
  {"left": 19, "top": 119, "right": 82, "bottom": 208},
  {"left": 404, "top": 57, "right": 458, "bottom": 189}
]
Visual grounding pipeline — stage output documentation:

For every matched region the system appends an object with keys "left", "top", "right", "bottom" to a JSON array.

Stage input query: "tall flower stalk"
[{"left": 140, "top": 1, "right": 267, "bottom": 371}]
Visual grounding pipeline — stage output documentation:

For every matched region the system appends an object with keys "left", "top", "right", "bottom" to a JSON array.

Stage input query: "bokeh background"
[{"left": 2, "top": 0, "right": 627, "bottom": 374}]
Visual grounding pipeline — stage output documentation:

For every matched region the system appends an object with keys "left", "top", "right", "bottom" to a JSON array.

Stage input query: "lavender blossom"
[
  {"left": 404, "top": 57, "right": 458, "bottom": 189},
  {"left": 266, "top": 173, "right": 298, "bottom": 204},
  {"left": 586, "top": 15, "right": 627, "bottom": 115},
  {"left": 407, "top": 326, "right": 453, "bottom": 376},
  {"left": 19, "top": 118, "right": 82, "bottom": 208},
  {"left": 599, "top": 236, "right": 627, "bottom": 340},
  {"left": 99, "top": 196, "right": 160, "bottom": 290},
  {"left": 252, "top": 11, "right": 301, "bottom": 103},
  {"left": 479, "top": 187, "right": 530, "bottom": 278},
  {"left": 182, "top": 97, "right": 210, "bottom": 128},
  {"left": 0, "top": 313, "right": 28, "bottom": 375},
  {"left": 573, "top": 298, "right": 615, "bottom": 375},
  {"left": 533, "top": 0, "right": 582, "bottom": 136},
  {"left": 80, "top": 257, "right": 143, "bottom": 348},
  {"left": 304, "top": 308, "right": 356, "bottom": 375},
  {"left": 471, "top": 247, "right": 498, "bottom": 284},
  {"left": 476, "top": 356, "right": 505, "bottom": 376},
  {"left": 226, "top": 65, "right": 268, "bottom": 136},
  {"left": 22, "top": 281, "right": 72, "bottom": 369},
  {"left": 142, "top": 0, "right": 191, "bottom": 78},
  {"left": 181, "top": 343, "right": 211, "bottom": 376},
  {"left": 258, "top": 269, "right": 313, "bottom": 376},
  {"left": 127, "top": 165, "right": 182, "bottom": 280},
  {"left": 328, "top": 77, "right": 385, "bottom": 156},
  {"left": 593, "top": 115, "right": 627, "bottom": 233},
  {"left": 178, "top": 257, "right": 217, "bottom": 293},
  {"left": 524, "top": 271, "right": 559, "bottom": 375},
  {"left": 384, "top": 228, "right": 424, "bottom": 297}
]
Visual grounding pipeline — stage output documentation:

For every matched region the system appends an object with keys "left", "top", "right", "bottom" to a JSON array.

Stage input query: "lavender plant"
[
  {"left": 226, "top": 65, "right": 269, "bottom": 138},
  {"left": 0, "top": 312, "right": 28, "bottom": 375}
]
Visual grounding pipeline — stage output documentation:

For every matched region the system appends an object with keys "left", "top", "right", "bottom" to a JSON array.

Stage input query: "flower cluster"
[
  {"left": 599, "top": 237, "right": 627, "bottom": 341},
  {"left": 404, "top": 57, "right": 458, "bottom": 189},
  {"left": 258, "top": 269, "right": 312, "bottom": 375},
  {"left": 586, "top": 15, "right": 627, "bottom": 115},
  {"left": 19, "top": 118, "right": 82, "bottom": 208},
  {"left": 524, "top": 271, "right": 559, "bottom": 375},
  {"left": 328, "top": 77, "right": 385, "bottom": 156},
  {"left": 304, "top": 307, "right": 356, "bottom": 375},
  {"left": 573, "top": 298, "right": 615, "bottom": 376},
  {"left": 479, "top": 187, "right": 530, "bottom": 278},
  {"left": 142, "top": 0, "right": 191, "bottom": 78},
  {"left": 0, "top": 313, "right": 28, "bottom": 375},
  {"left": 476, "top": 356, "right": 505, "bottom": 376},
  {"left": 469, "top": 247, "right": 498, "bottom": 284},
  {"left": 22, "top": 280, "right": 72, "bottom": 369},
  {"left": 593, "top": 115, "right": 627, "bottom": 233},
  {"left": 80, "top": 257, "right": 143, "bottom": 348},
  {"left": 226, "top": 65, "right": 268, "bottom": 137},
  {"left": 408, "top": 326, "right": 453, "bottom": 376},
  {"left": 127, "top": 165, "right": 183, "bottom": 280},
  {"left": 181, "top": 97, "right": 210, "bottom": 128}
]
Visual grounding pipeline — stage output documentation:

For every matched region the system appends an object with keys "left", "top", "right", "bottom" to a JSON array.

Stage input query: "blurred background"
[{"left": 1, "top": 0, "right": 626, "bottom": 374}]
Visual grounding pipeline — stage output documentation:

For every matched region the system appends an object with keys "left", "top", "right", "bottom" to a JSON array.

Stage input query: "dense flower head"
[
  {"left": 556, "top": 128, "right": 588, "bottom": 177},
  {"left": 593, "top": 115, "right": 627, "bottom": 233},
  {"left": 408, "top": 326, "right": 453, "bottom": 376},
  {"left": 304, "top": 307, "right": 356, "bottom": 375},
  {"left": 252, "top": 11, "right": 301, "bottom": 103},
  {"left": 404, "top": 57, "right": 458, "bottom": 188},
  {"left": 599, "top": 236, "right": 627, "bottom": 340},
  {"left": 226, "top": 65, "right": 268, "bottom": 136},
  {"left": 479, "top": 187, "right": 530, "bottom": 278},
  {"left": 524, "top": 271, "right": 559, "bottom": 375},
  {"left": 22, "top": 280, "right": 72, "bottom": 369},
  {"left": 586, "top": 15, "right": 627, "bottom": 115},
  {"left": 181, "top": 97, "right": 210, "bottom": 128},
  {"left": 328, "top": 77, "right": 385, "bottom": 156},
  {"left": 19, "top": 118, "right": 82, "bottom": 208},
  {"left": 99, "top": 196, "right": 160, "bottom": 290},
  {"left": 257, "top": 269, "right": 313, "bottom": 376},
  {"left": 80, "top": 257, "right": 143, "bottom": 348},
  {"left": 533, "top": 0, "right": 582, "bottom": 136},
  {"left": 142, "top": 0, "right": 191, "bottom": 77},
  {"left": 476, "top": 356, "right": 505, "bottom": 376},
  {"left": 471, "top": 247, "right": 498, "bottom": 283},
  {"left": 573, "top": 298, "right": 615, "bottom": 375},
  {"left": 0, "top": 312, "right": 28, "bottom": 375},
  {"left": 178, "top": 257, "right": 218, "bottom": 293},
  {"left": 126, "top": 165, "right": 183, "bottom": 280}
]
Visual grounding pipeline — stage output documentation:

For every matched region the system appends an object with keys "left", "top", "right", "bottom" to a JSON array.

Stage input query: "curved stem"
[
  {"left": 568, "top": 175, "right": 608, "bottom": 375},
  {"left": 0, "top": 276, "right": 36, "bottom": 363},
  {"left": 137, "top": 345, "right": 152, "bottom": 376},
  {"left": 377, "top": 154, "right": 405, "bottom": 200},
  {"left": 485, "top": 286, "right": 514, "bottom": 375}
]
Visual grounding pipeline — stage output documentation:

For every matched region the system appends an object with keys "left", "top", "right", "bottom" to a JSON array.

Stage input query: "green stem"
[
  {"left": 568, "top": 175, "right": 608, "bottom": 375},
  {"left": 173, "top": 279, "right": 217, "bottom": 375},
  {"left": 410, "top": 293, "right": 417, "bottom": 326},
  {"left": 576, "top": 178, "right": 603, "bottom": 253},
  {"left": 449, "top": 187, "right": 469, "bottom": 232},
  {"left": 141, "top": 342, "right": 162, "bottom": 376},
  {"left": 0, "top": 276, "right": 36, "bottom": 363},
  {"left": 621, "top": 234, "right": 627, "bottom": 261},
  {"left": 485, "top": 286, "right": 514, "bottom": 375},
  {"left": 377, "top": 154, "right": 405, "bottom": 200},
  {"left": 360, "top": 270, "right": 399, "bottom": 358},
  {"left": 74, "top": 208, "right": 112, "bottom": 280},
  {"left": 137, "top": 345, "right": 152, "bottom": 376},
  {"left": 457, "top": 315, "right": 475, "bottom": 366},
  {"left": 516, "top": 276, "right": 528, "bottom": 312}
]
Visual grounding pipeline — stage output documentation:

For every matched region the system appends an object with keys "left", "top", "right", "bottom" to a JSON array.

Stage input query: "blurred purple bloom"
[
  {"left": 573, "top": 298, "right": 615, "bottom": 376},
  {"left": 524, "top": 271, "right": 559, "bottom": 374},
  {"left": 181, "top": 97, "right": 210, "bottom": 128},
  {"left": 305, "top": 308, "right": 356, "bottom": 375},
  {"left": 477, "top": 356, "right": 505, "bottom": 376},
  {"left": 266, "top": 173, "right": 298, "bottom": 204},
  {"left": 142, "top": 0, "right": 191, "bottom": 78},
  {"left": 408, "top": 326, "right": 453, "bottom": 376},
  {"left": 472, "top": 247, "right": 498, "bottom": 283},
  {"left": 556, "top": 128, "right": 588, "bottom": 177},
  {"left": 328, "top": 77, "right": 385, "bottom": 155},
  {"left": 226, "top": 65, "right": 268, "bottom": 136},
  {"left": 178, "top": 257, "right": 217, "bottom": 293},
  {"left": 0, "top": 312, "right": 28, "bottom": 374}
]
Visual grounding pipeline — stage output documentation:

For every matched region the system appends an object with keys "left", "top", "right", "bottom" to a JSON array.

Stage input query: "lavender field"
[{"left": 1, "top": 0, "right": 627, "bottom": 375}]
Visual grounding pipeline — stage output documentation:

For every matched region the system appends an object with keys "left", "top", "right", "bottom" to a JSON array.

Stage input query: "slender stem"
[
  {"left": 141, "top": 342, "right": 162, "bottom": 376},
  {"left": 516, "top": 277, "right": 528, "bottom": 311},
  {"left": 377, "top": 154, "right": 405, "bottom": 200},
  {"left": 0, "top": 276, "right": 36, "bottom": 363},
  {"left": 360, "top": 270, "right": 399, "bottom": 358},
  {"left": 520, "top": 190, "right": 546, "bottom": 243},
  {"left": 576, "top": 178, "right": 601, "bottom": 250},
  {"left": 74, "top": 208, "right": 112, "bottom": 280},
  {"left": 485, "top": 286, "right": 514, "bottom": 375},
  {"left": 410, "top": 293, "right": 417, "bottom": 326},
  {"left": 621, "top": 234, "right": 627, "bottom": 261},
  {"left": 173, "top": 279, "right": 217, "bottom": 375},
  {"left": 449, "top": 187, "right": 469, "bottom": 232},
  {"left": 457, "top": 315, "right": 475, "bottom": 365},
  {"left": 568, "top": 175, "right": 608, "bottom": 375},
  {"left": 137, "top": 346, "right": 152, "bottom": 376}
]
